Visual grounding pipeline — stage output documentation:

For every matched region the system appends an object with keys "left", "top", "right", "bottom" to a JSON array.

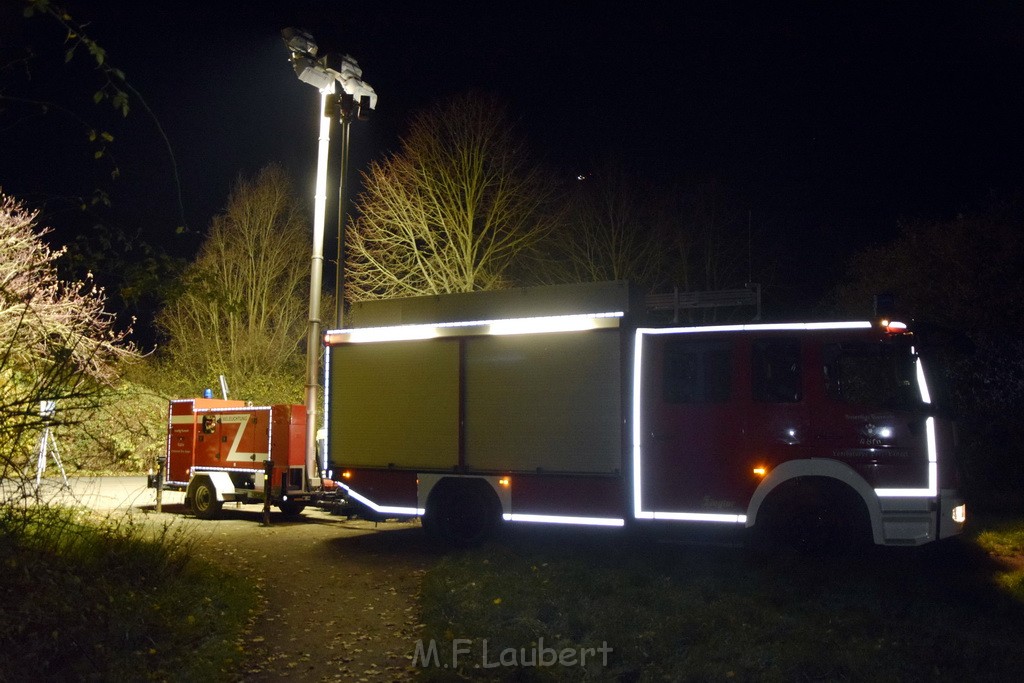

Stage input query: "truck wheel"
[
  {"left": 423, "top": 479, "right": 501, "bottom": 548},
  {"left": 191, "top": 479, "right": 223, "bottom": 520},
  {"left": 754, "top": 478, "right": 870, "bottom": 556},
  {"left": 277, "top": 501, "right": 307, "bottom": 517}
]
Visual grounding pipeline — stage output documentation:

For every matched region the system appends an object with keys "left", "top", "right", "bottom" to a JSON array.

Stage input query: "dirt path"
[
  {"left": 159, "top": 505, "right": 436, "bottom": 682},
  {"left": 46, "top": 481, "right": 438, "bottom": 683},
  {"left": 38, "top": 477, "right": 438, "bottom": 681}
]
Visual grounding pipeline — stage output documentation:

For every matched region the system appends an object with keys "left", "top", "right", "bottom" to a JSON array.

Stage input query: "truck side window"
[
  {"left": 202, "top": 414, "right": 217, "bottom": 434},
  {"left": 753, "top": 338, "right": 802, "bottom": 403},
  {"left": 662, "top": 339, "right": 732, "bottom": 403},
  {"left": 823, "top": 342, "right": 919, "bottom": 409}
]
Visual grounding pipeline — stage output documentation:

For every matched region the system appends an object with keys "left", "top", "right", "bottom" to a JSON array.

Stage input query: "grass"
[
  {"left": 419, "top": 521, "right": 1024, "bottom": 681},
  {"left": 0, "top": 504, "right": 255, "bottom": 682},
  {"left": 972, "top": 516, "right": 1024, "bottom": 597}
]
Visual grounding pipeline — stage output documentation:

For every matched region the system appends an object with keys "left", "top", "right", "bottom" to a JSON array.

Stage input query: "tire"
[
  {"left": 191, "top": 478, "right": 223, "bottom": 520},
  {"left": 277, "top": 500, "right": 307, "bottom": 517},
  {"left": 753, "top": 478, "right": 871, "bottom": 557},
  {"left": 422, "top": 479, "right": 501, "bottom": 548}
]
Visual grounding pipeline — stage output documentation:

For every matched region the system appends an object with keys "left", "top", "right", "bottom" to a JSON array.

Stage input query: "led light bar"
[{"left": 325, "top": 311, "right": 624, "bottom": 345}]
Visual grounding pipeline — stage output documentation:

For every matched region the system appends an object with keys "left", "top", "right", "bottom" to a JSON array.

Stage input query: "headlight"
[{"left": 951, "top": 504, "right": 967, "bottom": 524}]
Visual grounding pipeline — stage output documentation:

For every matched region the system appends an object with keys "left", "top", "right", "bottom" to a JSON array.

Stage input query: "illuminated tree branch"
[{"left": 0, "top": 191, "right": 136, "bottom": 483}]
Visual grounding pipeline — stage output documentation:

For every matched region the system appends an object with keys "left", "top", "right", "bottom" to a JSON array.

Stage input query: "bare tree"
[
  {"left": 156, "top": 165, "right": 309, "bottom": 403},
  {"left": 347, "top": 93, "right": 557, "bottom": 300},
  {"left": 671, "top": 179, "right": 752, "bottom": 294},
  {"left": 536, "top": 162, "right": 669, "bottom": 288}
]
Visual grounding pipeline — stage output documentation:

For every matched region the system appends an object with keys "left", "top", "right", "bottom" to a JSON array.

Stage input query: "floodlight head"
[
  {"left": 282, "top": 27, "right": 318, "bottom": 58},
  {"left": 329, "top": 55, "right": 377, "bottom": 111},
  {"left": 291, "top": 55, "right": 335, "bottom": 90},
  {"left": 343, "top": 78, "right": 377, "bottom": 111}
]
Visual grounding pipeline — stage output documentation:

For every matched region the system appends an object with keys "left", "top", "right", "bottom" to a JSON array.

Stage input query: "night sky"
[{"left": 2, "top": 1, "right": 1022, "bottom": 321}]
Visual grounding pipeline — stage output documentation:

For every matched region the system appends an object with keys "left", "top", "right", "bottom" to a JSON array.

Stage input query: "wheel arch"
[
  {"left": 418, "top": 474, "right": 507, "bottom": 547},
  {"left": 186, "top": 471, "right": 234, "bottom": 503},
  {"left": 417, "top": 473, "right": 511, "bottom": 516},
  {"left": 746, "top": 459, "right": 883, "bottom": 545}
]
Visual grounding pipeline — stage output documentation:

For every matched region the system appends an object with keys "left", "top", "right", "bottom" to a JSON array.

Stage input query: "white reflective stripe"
[
  {"left": 339, "top": 483, "right": 423, "bottom": 516},
  {"left": 927, "top": 415, "right": 937, "bottom": 462},
  {"left": 632, "top": 329, "right": 646, "bottom": 518},
  {"left": 193, "top": 466, "right": 265, "bottom": 474},
  {"left": 875, "top": 417, "right": 938, "bottom": 497},
  {"left": 649, "top": 511, "right": 747, "bottom": 523},
  {"left": 503, "top": 513, "right": 625, "bottom": 527},
  {"left": 169, "top": 415, "right": 195, "bottom": 424},
  {"left": 632, "top": 328, "right": 751, "bottom": 524},
  {"left": 636, "top": 321, "right": 872, "bottom": 336},
  {"left": 193, "top": 406, "right": 272, "bottom": 412},
  {"left": 916, "top": 357, "right": 933, "bottom": 404},
  {"left": 634, "top": 322, "right": 939, "bottom": 520},
  {"left": 804, "top": 321, "right": 874, "bottom": 330},
  {"left": 322, "top": 346, "right": 331, "bottom": 474}
]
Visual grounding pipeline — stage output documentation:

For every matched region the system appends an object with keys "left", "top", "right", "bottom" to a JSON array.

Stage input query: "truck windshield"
[{"left": 823, "top": 341, "right": 923, "bottom": 411}]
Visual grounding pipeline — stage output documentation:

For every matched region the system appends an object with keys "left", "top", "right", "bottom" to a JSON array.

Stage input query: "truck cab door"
[{"left": 637, "top": 334, "right": 746, "bottom": 517}]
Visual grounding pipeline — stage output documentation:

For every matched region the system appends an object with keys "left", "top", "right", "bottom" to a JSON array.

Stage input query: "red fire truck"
[
  {"left": 323, "top": 281, "right": 966, "bottom": 549},
  {"left": 160, "top": 399, "right": 319, "bottom": 519}
]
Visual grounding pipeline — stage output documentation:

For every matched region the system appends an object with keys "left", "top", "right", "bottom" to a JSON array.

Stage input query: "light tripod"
[{"left": 35, "top": 400, "right": 68, "bottom": 488}]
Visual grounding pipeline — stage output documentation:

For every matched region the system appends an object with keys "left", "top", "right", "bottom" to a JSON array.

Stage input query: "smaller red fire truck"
[{"left": 159, "top": 398, "right": 320, "bottom": 518}]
